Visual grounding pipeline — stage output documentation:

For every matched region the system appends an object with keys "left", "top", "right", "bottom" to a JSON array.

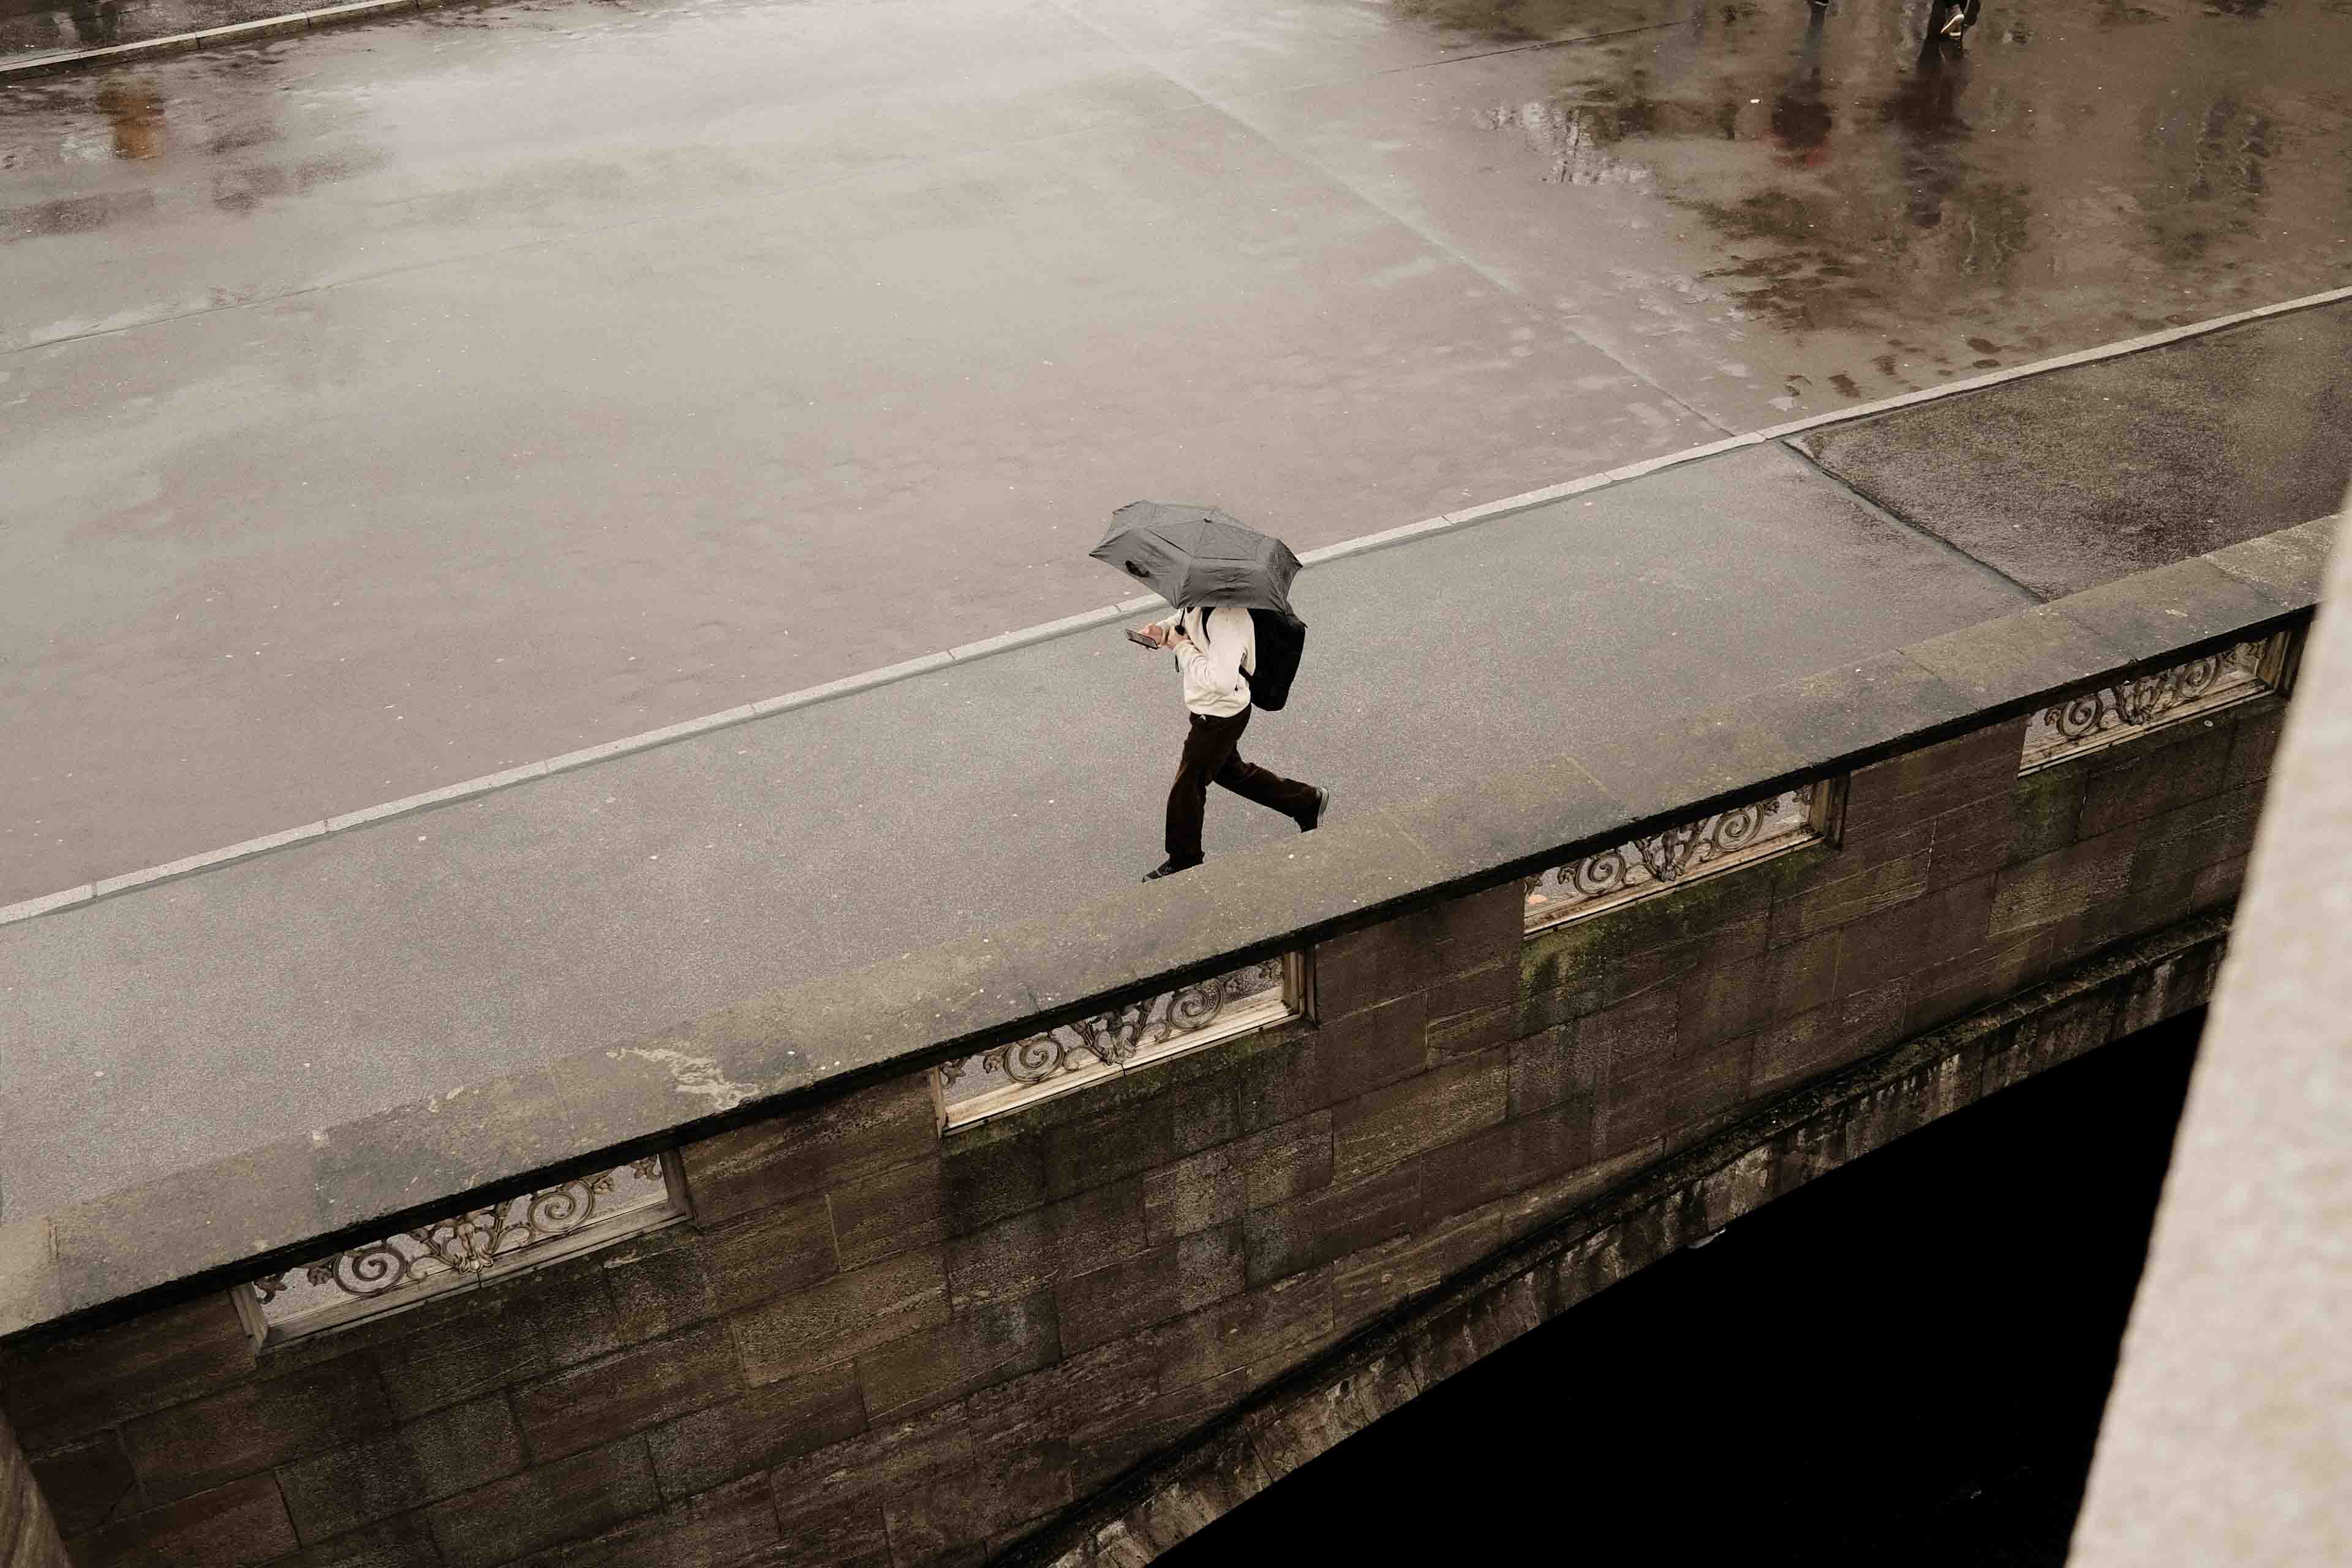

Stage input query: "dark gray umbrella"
[{"left": 1089, "top": 501, "right": 1303, "bottom": 624}]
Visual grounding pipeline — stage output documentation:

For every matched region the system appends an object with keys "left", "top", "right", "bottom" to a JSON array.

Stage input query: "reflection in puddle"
[
  {"left": 1461, "top": 0, "right": 2352, "bottom": 371},
  {"left": 1771, "top": 9, "right": 1831, "bottom": 164},
  {"left": 66, "top": 0, "right": 124, "bottom": 46},
  {"left": 0, "top": 48, "right": 388, "bottom": 244},
  {"left": 97, "top": 81, "right": 166, "bottom": 159},
  {"left": 1480, "top": 101, "right": 1655, "bottom": 185}
]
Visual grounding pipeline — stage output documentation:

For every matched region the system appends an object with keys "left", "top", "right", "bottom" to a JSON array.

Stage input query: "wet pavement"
[
  {"left": 1800, "top": 308, "right": 2352, "bottom": 598},
  {"left": 4, "top": 0, "right": 2351, "bottom": 902},
  {"left": 0, "top": 0, "right": 321, "bottom": 65},
  {"left": 2, "top": 432, "right": 2037, "bottom": 1223},
  {"left": 0, "top": 296, "right": 2335, "bottom": 1224}
]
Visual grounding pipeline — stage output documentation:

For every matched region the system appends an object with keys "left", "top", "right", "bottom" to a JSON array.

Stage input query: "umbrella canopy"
[{"left": 1089, "top": 501, "right": 1303, "bottom": 624}]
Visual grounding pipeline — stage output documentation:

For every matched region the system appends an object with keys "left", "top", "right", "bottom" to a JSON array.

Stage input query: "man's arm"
[{"left": 1174, "top": 608, "right": 1250, "bottom": 704}]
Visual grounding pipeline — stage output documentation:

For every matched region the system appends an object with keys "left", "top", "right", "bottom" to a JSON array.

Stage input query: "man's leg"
[
  {"left": 1213, "top": 733, "right": 1322, "bottom": 827},
  {"left": 1163, "top": 712, "right": 1248, "bottom": 869}
]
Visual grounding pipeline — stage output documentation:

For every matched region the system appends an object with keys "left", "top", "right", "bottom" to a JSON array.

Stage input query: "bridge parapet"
[{"left": 0, "top": 516, "right": 2329, "bottom": 1567}]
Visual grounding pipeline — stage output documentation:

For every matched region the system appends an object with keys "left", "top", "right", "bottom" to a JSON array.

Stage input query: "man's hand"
[{"left": 1134, "top": 622, "right": 1175, "bottom": 649}]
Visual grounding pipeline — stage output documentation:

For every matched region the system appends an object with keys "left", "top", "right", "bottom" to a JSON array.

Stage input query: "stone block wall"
[
  {"left": 1025, "top": 911, "right": 2231, "bottom": 1567},
  {"left": 0, "top": 695, "right": 2283, "bottom": 1568}
]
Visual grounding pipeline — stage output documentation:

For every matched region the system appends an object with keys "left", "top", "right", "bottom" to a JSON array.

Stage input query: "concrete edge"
[
  {"left": 324, "top": 762, "right": 551, "bottom": 832},
  {"left": 0, "top": 1218, "right": 62, "bottom": 1338},
  {"left": 748, "top": 650, "right": 952, "bottom": 716},
  {"left": 0, "top": 0, "right": 477, "bottom": 79},
  {"left": 3, "top": 289, "right": 2345, "bottom": 932},
  {"left": 87, "top": 821, "right": 326, "bottom": 899},
  {"left": 0, "top": 535, "right": 2316, "bottom": 1340},
  {"left": 997, "top": 911, "right": 2233, "bottom": 1567},
  {"left": 0, "top": 886, "right": 92, "bottom": 924}
]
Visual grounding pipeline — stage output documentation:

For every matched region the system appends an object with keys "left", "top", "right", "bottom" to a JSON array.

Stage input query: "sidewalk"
[
  {"left": 0, "top": 0, "right": 450, "bottom": 74},
  {"left": 1, "top": 301, "right": 2346, "bottom": 1228}
]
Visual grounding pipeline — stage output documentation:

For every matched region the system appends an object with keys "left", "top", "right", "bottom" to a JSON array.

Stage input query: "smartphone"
[{"left": 1125, "top": 628, "right": 1158, "bottom": 648}]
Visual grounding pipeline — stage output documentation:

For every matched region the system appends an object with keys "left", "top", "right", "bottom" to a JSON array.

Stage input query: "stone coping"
[{"left": 0, "top": 516, "right": 2329, "bottom": 1343}]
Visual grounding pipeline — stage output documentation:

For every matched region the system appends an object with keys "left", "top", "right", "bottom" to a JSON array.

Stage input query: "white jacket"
[{"left": 1155, "top": 606, "right": 1254, "bottom": 718}]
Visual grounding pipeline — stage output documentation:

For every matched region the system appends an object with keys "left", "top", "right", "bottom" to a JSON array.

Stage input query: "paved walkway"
[
  {"left": 10, "top": 0, "right": 2352, "bottom": 905},
  {"left": 2, "top": 303, "right": 2346, "bottom": 1227}
]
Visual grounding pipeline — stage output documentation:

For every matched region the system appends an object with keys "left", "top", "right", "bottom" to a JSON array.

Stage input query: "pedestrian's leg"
[
  {"left": 1164, "top": 714, "right": 1246, "bottom": 867},
  {"left": 1212, "top": 732, "right": 1322, "bottom": 827}
]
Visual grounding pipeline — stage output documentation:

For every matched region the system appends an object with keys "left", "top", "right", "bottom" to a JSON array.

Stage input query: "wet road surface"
[
  {"left": 5, "top": 0, "right": 2352, "bottom": 901},
  {"left": 0, "top": 0, "right": 314, "bottom": 63},
  {"left": 1801, "top": 306, "right": 2352, "bottom": 598}
]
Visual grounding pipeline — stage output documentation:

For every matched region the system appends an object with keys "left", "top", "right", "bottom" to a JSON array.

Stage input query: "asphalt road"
[
  {"left": 6, "top": 0, "right": 2352, "bottom": 902},
  {"left": 1800, "top": 309, "right": 2352, "bottom": 600}
]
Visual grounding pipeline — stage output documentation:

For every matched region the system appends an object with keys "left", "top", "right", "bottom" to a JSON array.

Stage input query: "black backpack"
[
  {"left": 1185, "top": 606, "right": 1307, "bottom": 712},
  {"left": 1246, "top": 608, "right": 1306, "bottom": 712}
]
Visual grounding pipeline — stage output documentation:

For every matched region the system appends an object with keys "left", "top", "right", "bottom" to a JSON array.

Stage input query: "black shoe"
[
  {"left": 1143, "top": 859, "right": 1198, "bottom": 881},
  {"left": 1300, "top": 787, "right": 1334, "bottom": 832}
]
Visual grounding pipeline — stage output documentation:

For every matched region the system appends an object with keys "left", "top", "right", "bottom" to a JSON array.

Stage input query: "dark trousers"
[{"left": 1165, "top": 707, "right": 1319, "bottom": 865}]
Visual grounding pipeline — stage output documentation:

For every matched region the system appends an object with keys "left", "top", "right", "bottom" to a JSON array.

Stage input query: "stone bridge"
[
  {"left": 0, "top": 490, "right": 2327, "bottom": 1564},
  {"left": 6, "top": 295, "right": 2352, "bottom": 1564}
]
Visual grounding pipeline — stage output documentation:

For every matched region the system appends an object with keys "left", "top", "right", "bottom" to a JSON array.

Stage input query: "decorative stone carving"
[
  {"left": 1525, "top": 785, "right": 1820, "bottom": 930},
  {"left": 2021, "top": 636, "right": 2278, "bottom": 771},
  {"left": 244, "top": 1156, "right": 677, "bottom": 1342},
  {"left": 938, "top": 959, "right": 1292, "bottom": 1125}
]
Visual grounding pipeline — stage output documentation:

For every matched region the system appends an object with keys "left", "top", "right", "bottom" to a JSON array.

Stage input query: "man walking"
[{"left": 1136, "top": 605, "right": 1330, "bottom": 881}]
